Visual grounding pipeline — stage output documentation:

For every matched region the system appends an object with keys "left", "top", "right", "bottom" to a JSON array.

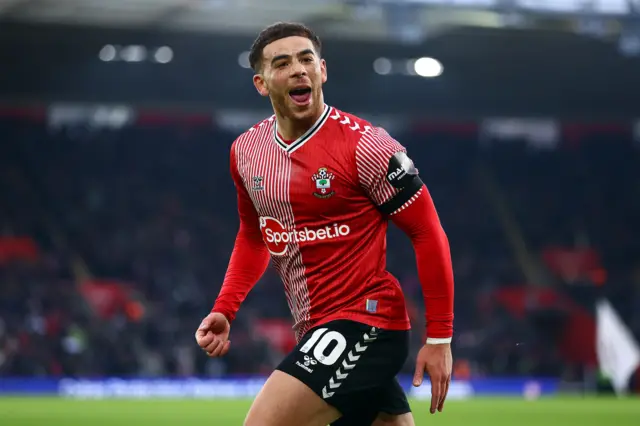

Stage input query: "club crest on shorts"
[
  {"left": 312, "top": 167, "right": 335, "bottom": 199},
  {"left": 252, "top": 176, "right": 264, "bottom": 191}
]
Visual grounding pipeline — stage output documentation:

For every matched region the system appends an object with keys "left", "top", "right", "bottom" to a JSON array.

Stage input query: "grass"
[{"left": 1, "top": 396, "right": 639, "bottom": 426}]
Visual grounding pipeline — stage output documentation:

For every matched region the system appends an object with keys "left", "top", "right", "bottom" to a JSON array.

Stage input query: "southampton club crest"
[{"left": 312, "top": 167, "right": 335, "bottom": 199}]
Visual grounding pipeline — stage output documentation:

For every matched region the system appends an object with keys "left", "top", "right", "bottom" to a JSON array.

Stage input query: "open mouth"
[{"left": 289, "top": 87, "right": 312, "bottom": 105}]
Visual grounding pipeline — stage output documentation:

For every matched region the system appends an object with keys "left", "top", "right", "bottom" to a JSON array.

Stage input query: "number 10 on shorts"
[{"left": 299, "top": 328, "right": 347, "bottom": 366}]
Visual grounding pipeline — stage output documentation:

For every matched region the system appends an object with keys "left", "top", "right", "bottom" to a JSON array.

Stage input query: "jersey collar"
[{"left": 273, "top": 104, "right": 331, "bottom": 154}]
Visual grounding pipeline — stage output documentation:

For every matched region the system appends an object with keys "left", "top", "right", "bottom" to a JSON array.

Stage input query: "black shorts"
[{"left": 276, "top": 320, "right": 411, "bottom": 426}]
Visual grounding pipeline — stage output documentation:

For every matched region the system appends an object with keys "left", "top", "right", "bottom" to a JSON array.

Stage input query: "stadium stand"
[{"left": 1, "top": 117, "right": 638, "bottom": 381}]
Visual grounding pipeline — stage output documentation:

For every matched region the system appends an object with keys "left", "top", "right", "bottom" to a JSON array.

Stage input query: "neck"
[{"left": 274, "top": 97, "right": 325, "bottom": 142}]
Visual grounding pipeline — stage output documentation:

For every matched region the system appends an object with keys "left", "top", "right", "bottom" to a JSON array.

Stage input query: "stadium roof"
[
  {"left": 0, "top": 0, "right": 635, "bottom": 40},
  {"left": 0, "top": 0, "right": 354, "bottom": 33}
]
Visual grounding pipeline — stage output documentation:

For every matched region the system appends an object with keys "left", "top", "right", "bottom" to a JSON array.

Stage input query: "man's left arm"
[
  {"left": 387, "top": 158, "right": 455, "bottom": 416},
  {"left": 356, "top": 128, "right": 454, "bottom": 414}
]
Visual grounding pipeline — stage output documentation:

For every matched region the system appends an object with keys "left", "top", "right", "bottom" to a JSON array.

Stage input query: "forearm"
[
  {"left": 391, "top": 186, "right": 454, "bottom": 342},
  {"left": 212, "top": 226, "right": 270, "bottom": 323},
  {"left": 412, "top": 223, "right": 454, "bottom": 341}
]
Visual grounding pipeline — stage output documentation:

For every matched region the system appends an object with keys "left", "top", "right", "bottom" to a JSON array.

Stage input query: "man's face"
[{"left": 253, "top": 36, "right": 327, "bottom": 121}]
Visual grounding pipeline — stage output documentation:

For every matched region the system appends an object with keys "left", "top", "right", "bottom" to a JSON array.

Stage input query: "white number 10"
[{"left": 299, "top": 328, "right": 347, "bottom": 366}]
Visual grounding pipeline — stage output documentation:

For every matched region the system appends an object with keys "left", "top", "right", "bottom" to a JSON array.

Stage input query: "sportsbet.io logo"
[{"left": 259, "top": 216, "right": 351, "bottom": 256}]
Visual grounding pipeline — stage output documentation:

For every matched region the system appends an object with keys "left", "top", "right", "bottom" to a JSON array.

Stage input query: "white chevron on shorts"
[
  {"left": 335, "top": 368, "right": 348, "bottom": 380},
  {"left": 363, "top": 333, "right": 377, "bottom": 343},
  {"left": 354, "top": 342, "right": 367, "bottom": 353},
  {"left": 342, "top": 359, "right": 355, "bottom": 370},
  {"left": 321, "top": 327, "right": 378, "bottom": 399}
]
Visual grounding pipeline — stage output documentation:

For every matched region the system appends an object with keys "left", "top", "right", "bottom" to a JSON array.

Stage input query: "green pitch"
[{"left": 1, "top": 397, "right": 638, "bottom": 426}]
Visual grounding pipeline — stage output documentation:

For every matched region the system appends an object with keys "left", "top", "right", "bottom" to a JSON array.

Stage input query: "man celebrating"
[{"left": 196, "top": 22, "right": 455, "bottom": 426}]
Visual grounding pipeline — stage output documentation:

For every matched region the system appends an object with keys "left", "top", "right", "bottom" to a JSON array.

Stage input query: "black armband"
[{"left": 378, "top": 152, "right": 423, "bottom": 215}]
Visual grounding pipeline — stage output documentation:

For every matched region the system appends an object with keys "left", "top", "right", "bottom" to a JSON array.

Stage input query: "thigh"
[
  {"left": 244, "top": 370, "right": 341, "bottom": 426},
  {"left": 277, "top": 320, "right": 410, "bottom": 422}
]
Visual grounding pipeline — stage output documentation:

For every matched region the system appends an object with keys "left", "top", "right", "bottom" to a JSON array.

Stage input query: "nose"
[{"left": 290, "top": 59, "right": 307, "bottom": 77}]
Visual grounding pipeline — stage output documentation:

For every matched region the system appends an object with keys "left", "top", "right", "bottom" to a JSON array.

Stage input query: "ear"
[
  {"left": 253, "top": 73, "right": 269, "bottom": 97},
  {"left": 320, "top": 58, "right": 327, "bottom": 84}
]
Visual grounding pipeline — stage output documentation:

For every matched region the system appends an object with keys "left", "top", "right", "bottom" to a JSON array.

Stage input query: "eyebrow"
[{"left": 270, "top": 49, "right": 315, "bottom": 65}]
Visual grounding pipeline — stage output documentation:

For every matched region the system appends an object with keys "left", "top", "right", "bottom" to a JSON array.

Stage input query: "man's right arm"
[{"left": 211, "top": 143, "right": 270, "bottom": 323}]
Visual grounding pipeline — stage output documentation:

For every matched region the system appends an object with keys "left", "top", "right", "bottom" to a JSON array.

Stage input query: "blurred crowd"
[{"left": 0, "top": 117, "right": 639, "bottom": 381}]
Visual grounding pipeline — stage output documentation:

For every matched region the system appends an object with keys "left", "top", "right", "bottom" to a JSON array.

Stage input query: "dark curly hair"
[{"left": 249, "top": 22, "right": 322, "bottom": 72}]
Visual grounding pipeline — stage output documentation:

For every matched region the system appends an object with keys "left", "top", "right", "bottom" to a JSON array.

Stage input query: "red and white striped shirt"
[{"left": 213, "top": 105, "right": 454, "bottom": 342}]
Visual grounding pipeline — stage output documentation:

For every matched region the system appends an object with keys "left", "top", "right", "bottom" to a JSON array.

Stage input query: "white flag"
[{"left": 596, "top": 299, "right": 640, "bottom": 395}]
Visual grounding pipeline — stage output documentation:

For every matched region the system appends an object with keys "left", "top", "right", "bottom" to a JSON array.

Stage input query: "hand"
[
  {"left": 413, "top": 342, "right": 453, "bottom": 414},
  {"left": 195, "top": 312, "right": 231, "bottom": 357}
]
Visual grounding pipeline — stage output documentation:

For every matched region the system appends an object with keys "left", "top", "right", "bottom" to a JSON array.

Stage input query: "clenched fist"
[{"left": 195, "top": 312, "right": 231, "bottom": 357}]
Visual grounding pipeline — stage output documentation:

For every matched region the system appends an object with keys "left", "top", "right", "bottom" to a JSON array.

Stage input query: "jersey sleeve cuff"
[
  {"left": 211, "top": 307, "right": 235, "bottom": 324},
  {"left": 426, "top": 337, "right": 452, "bottom": 345}
]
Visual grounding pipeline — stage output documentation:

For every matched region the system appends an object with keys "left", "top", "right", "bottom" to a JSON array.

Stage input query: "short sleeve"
[{"left": 355, "top": 127, "right": 423, "bottom": 215}]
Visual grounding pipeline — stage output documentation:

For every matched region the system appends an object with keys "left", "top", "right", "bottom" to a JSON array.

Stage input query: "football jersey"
[{"left": 231, "top": 105, "right": 421, "bottom": 339}]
